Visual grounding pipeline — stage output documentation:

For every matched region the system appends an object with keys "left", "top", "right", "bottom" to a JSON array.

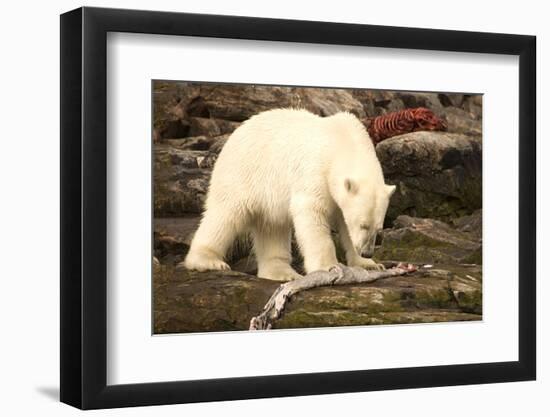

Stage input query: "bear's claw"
[{"left": 349, "top": 257, "right": 385, "bottom": 271}]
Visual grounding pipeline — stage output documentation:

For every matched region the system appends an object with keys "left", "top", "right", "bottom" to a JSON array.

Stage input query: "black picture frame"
[{"left": 60, "top": 6, "right": 536, "bottom": 410}]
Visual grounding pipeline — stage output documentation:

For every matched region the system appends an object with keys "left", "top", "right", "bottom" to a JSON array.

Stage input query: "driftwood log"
[{"left": 249, "top": 263, "right": 418, "bottom": 330}]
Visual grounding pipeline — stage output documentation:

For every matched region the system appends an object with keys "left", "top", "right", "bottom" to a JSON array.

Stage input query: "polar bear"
[{"left": 183, "top": 108, "right": 395, "bottom": 281}]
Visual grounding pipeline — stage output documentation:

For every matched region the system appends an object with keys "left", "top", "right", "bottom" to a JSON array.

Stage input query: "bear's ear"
[
  {"left": 386, "top": 184, "right": 396, "bottom": 198},
  {"left": 344, "top": 178, "right": 358, "bottom": 194}
]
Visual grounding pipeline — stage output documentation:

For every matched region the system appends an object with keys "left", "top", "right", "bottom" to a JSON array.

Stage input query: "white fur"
[{"left": 183, "top": 109, "right": 395, "bottom": 281}]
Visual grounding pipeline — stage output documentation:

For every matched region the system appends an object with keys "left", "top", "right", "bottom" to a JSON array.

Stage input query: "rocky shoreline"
[{"left": 153, "top": 82, "right": 482, "bottom": 333}]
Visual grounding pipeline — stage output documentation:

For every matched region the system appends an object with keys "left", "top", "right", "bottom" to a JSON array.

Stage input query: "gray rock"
[
  {"left": 164, "top": 136, "right": 212, "bottom": 151},
  {"left": 194, "top": 85, "right": 365, "bottom": 121},
  {"left": 375, "top": 215, "right": 481, "bottom": 264},
  {"left": 164, "top": 133, "right": 230, "bottom": 152},
  {"left": 153, "top": 173, "right": 210, "bottom": 216},
  {"left": 154, "top": 145, "right": 212, "bottom": 216},
  {"left": 188, "top": 117, "right": 240, "bottom": 137},
  {"left": 154, "top": 230, "right": 190, "bottom": 265},
  {"left": 154, "top": 119, "right": 190, "bottom": 140},
  {"left": 208, "top": 134, "right": 229, "bottom": 154},
  {"left": 195, "top": 153, "right": 218, "bottom": 169},
  {"left": 351, "top": 90, "right": 450, "bottom": 118},
  {"left": 439, "top": 107, "right": 482, "bottom": 136},
  {"left": 376, "top": 131, "right": 482, "bottom": 222},
  {"left": 295, "top": 87, "right": 366, "bottom": 118},
  {"left": 156, "top": 146, "right": 204, "bottom": 169},
  {"left": 164, "top": 135, "right": 228, "bottom": 154},
  {"left": 438, "top": 93, "right": 465, "bottom": 108},
  {"left": 351, "top": 89, "right": 404, "bottom": 116},
  {"left": 395, "top": 92, "right": 444, "bottom": 112},
  {"left": 348, "top": 89, "right": 374, "bottom": 115},
  {"left": 384, "top": 98, "right": 406, "bottom": 113},
  {"left": 461, "top": 95, "right": 483, "bottom": 120},
  {"left": 153, "top": 81, "right": 201, "bottom": 140},
  {"left": 452, "top": 209, "right": 482, "bottom": 238},
  {"left": 153, "top": 139, "right": 232, "bottom": 217}
]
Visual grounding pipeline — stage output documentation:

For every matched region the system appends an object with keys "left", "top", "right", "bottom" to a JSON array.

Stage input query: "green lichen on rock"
[
  {"left": 276, "top": 309, "right": 480, "bottom": 329},
  {"left": 153, "top": 263, "right": 482, "bottom": 334},
  {"left": 375, "top": 215, "right": 481, "bottom": 264},
  {"left": 449, "top": 274, "right": 483, "bottom": 314}
]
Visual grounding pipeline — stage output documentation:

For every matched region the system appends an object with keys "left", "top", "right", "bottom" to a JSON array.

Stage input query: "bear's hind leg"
[
  {"left": 182, "top": 207, "right": 243, "bottom": 272},
  {"left": 253, "top": 223, "right": 301, "bottom": 281}
]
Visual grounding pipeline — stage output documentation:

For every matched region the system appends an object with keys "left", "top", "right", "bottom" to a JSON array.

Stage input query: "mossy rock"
[
  {"left": 153, "top": 264, "right": 482, "bottom": 334},
  {"left": 375, "top": 215, "right": 481, "bottom": 264}
]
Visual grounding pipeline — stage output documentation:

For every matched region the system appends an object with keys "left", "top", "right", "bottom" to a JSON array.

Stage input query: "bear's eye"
[{"left": 360, "top": 224, "right": 369, "bottom": 231}]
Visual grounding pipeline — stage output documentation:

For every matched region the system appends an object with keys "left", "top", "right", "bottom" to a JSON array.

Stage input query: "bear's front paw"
[
  {"left": 180, "top": 251, "right": 231, "bottom": 272},
  {"left": 348, "top": 257, "right": 385, "bottom": 271},
  {"left": 257, "top": 264, "right": 302, "bottom": 282}
]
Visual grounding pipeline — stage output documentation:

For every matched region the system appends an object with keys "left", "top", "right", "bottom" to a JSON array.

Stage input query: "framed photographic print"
[{"left": 60, "top": 6, "right": 536, "bottom": 409}]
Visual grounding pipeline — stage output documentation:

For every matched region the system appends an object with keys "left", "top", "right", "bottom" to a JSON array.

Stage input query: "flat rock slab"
[
  {"left": 154, "top": 268, "right": 280, "bottom": 333},
  {"left": 153, "top": 264, "right": 481, "bottom": 334}
]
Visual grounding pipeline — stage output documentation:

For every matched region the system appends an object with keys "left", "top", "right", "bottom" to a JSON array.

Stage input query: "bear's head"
[{"left": 338, "top": 179, "right": 396, "bottom": 258}]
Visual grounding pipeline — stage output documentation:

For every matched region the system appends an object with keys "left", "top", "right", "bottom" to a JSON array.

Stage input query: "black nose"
[{"left": 361, "top": 250, "right": 374, "bottom": 258}]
